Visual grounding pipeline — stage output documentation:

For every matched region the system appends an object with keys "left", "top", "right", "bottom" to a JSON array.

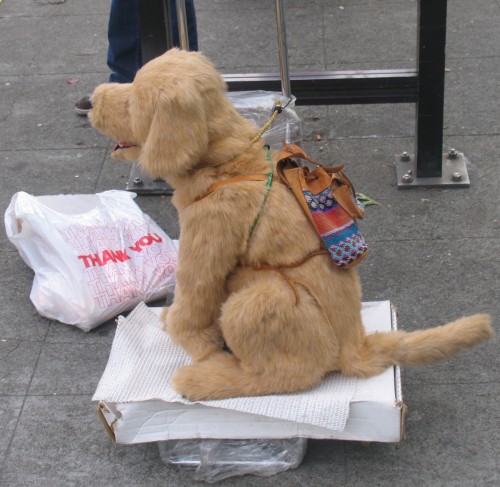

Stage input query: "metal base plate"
[
  {"left": 126, "top": 163, "right": 173, "bottom": 195},
  {"left": 395, "top": 152, "right": 470, "bottom": 188}
]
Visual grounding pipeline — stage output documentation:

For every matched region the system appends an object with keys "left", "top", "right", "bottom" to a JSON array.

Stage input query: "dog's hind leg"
[
  {"left": 172, "top": 350, "right": 325, "bottom": 401},
  {"left": 172, "top": 274, "right": 335, "bottom": 400}
]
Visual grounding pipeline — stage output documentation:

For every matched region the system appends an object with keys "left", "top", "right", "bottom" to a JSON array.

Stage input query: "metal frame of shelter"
[{"left": 127, "top": 0, "right": 470, "bottom": 193}]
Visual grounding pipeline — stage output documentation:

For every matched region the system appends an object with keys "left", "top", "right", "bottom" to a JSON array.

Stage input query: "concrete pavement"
[{"left": 1, "top": 1, "right": 498, "bottom": 485}]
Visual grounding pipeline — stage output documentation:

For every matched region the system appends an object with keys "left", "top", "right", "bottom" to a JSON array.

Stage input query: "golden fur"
[{"left": 90, "top": 49, "right": 494, "bottom": 401}]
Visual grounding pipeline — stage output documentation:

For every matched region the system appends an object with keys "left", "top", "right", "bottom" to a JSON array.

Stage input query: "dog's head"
[{"left": 89, "top": 49, "right": 239, "bottom": 179}]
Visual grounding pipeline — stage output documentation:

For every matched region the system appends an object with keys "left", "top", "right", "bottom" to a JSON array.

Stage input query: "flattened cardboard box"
[{"left": 96, "top": 301, "right": 406, "bottom": 444}]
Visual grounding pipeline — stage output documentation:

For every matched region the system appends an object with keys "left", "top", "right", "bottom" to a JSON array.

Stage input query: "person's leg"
[
  {"left": 107, "top": 0, "right": 198, "bottom": 82},
  {"left": 107, "top": 0, "right": 142, "bottom": 83},
  {"left": 76, "top": 0, "right": 198, "bottom": 115}
]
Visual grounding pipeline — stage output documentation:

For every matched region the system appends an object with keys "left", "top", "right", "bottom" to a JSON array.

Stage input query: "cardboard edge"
[
  {"left": 95, "top": 301, "right": 407, "bottom": 444},
  {"left": 96, "top": 402, "right": 117, "bottom": 443},
  {"left": 398, "top": 401, "right": 408, "bottom": 441},
  {"left": 391, "top": 303, "right": 407, "bottom": 442}
]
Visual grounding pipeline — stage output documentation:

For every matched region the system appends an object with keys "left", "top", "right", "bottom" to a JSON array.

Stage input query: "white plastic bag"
[{"left": 4, "top": 190, "right": 177, "bottom": 331}]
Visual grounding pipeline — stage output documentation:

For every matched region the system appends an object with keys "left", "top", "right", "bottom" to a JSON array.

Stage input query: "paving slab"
[
  {"left": 1, "top": 14, "right": 107, "bottom": 77},
  {"left": 0, "top": 396, "right": 24, "bottom": 459},
  {"left": 0, "top": 0, "right": 499, "bottom": 485},
  {"left": 44, "top": 316, "right": 117, "bottom": 345},
  {"left": 444, "top": 57, "right": 500, "bottom": 136},
  {"left": 1, "top": 0, "right": 110, "bottom": 17},
  {"left": 0, "top": 340, "right": 43, "bottom": 396},
  {"left": 1, "top": 395, "right": 162, "bottom": 487},
  {"left": 0, "top": 76, "right": 109, "bottom": 152},
  {"left": 358, "top": 237, "right": 498, "bottom": 384},
  {"left": 0, "top": 252, "right": 50, "bottom": 341},
  {"left": 316, "top": 103, "right": 415, "bottom": 140},
  {"left": 447, "top": 0, "right": 500, "bottom": 59},
  {"left": 301, "top": 136, "right": 499, "bottom": 241},
  {"left": 343, "top": 383, "right": 499, "bottom": 486},
  {"left": 323, "top": 2, "right": 417, "bottom": 69},
  {"left": 28, "top": 341, "right": 114, "bottom": 396},
  {"left": 195, "top": 5, "right": 285, "bottom": 71}
]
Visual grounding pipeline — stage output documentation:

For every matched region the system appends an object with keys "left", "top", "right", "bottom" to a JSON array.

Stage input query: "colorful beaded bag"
[{"left": 277, "top": 144, "right": 368, "bottom": 268}]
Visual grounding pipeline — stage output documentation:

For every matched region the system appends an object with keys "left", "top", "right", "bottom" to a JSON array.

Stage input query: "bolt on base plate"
[
  {"left": 126, "top": 163, "right": 173, "bottom": 195},
  {"left": 395, "top": 151, "right": 471, "bottom": 188}
]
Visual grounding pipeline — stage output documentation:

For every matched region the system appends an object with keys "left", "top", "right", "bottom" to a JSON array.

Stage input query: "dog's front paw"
[
  {"left": 185, "top": 333, "right": 224, "bottom": 362},
  {"left": 173, "top": 364, "right": 208, "bottom": 401},
  {"left": 173, "top": 359, "right": 234, "bottom": 401},
  {"left": 172, "top": 352, "right": 248, "bottom": 400}
]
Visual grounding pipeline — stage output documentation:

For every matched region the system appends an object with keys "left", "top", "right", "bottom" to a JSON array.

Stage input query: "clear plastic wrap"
[
  {"left": 227, "top": 90, "right": 302, "bottom": 150},
  {"left": 158, "top": 438, "right": 307, "bottom": 483}
]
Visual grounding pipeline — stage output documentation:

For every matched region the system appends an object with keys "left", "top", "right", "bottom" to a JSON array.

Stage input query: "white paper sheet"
[{"left": 93, "top": 302, "right": 358, "bottom": 431}]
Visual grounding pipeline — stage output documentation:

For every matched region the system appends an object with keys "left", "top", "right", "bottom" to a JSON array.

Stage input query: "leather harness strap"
[
  {"left": 197, "top": 174, "right": 269, "bottom": 202},
  {"left": 193, "top": 144, "right": 333, "bottom": 306},
  {"left": 239, "top": 249, "right": 330, "bottom": 304},
  {"left": 250, "top": 249, "right": 329, "bottom": 271}
]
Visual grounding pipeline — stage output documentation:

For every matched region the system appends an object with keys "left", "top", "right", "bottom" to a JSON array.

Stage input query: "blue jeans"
[{"left": 107, "top": 0, "right": 198, "bottom": 83}]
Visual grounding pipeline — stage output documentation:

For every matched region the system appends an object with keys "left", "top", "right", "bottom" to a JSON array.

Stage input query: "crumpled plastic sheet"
[
  {"left": 158, "top": 437, "right": 308, "bottom": 483},
  {"left": 228, "top": 91, "right": 302, "bottom": 150}
]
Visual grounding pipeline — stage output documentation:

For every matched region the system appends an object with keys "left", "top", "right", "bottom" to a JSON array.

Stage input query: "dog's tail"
[{"left": 342, "top": 314, "right": 494, "bottom": 377}]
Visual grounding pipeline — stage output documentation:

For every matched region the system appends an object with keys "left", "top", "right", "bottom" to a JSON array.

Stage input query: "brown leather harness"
[{"left": 195, "top": 151, "right": 330, "bottom": 304}]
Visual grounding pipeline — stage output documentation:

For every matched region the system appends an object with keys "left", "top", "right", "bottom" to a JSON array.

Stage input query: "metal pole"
[
  {"left": 175, "top": 0, "right": 190, "bottom": 51},
  {"left": 415, "top": 0, "right": 447, "bottom": 178},
  {"left": 163, "top": 0, "right": 174, "bottom": 51},
  {"left": 275, "top": 0, "right": 291, "bottom": 98}
]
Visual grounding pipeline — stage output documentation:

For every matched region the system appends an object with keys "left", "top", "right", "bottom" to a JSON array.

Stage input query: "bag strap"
[
  {"left": 278, "top": 143, "right": 322, "bottom": 167},
  {"left": 277, "top": 143, "right": 347, "bottom": 186},
  {"left": 278, "top": 143, "right": 345, "bottom": 172},
  {"left": 277, "top": 143, "right": 364, "bottom": 219},
  {"left": 276, "top": 166, "right": 317, "bottom": 228}
]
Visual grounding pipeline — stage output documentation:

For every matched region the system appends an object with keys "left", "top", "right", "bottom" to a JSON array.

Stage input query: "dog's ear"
[{"left": 132, "top": 80, "right": 209, "bottom": 178}]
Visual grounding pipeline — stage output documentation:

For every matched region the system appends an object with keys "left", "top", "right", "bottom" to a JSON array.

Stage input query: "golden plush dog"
[{"left": 90, "top": 48, "right": 494, "bottom": 401}]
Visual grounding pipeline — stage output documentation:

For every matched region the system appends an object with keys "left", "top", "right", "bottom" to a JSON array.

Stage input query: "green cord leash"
[
  {"left": 248, "top": 145, "right": 274, "bottom": 239},
  {"left": 246, "top": 101, "right": 290, "bottom": 239}
]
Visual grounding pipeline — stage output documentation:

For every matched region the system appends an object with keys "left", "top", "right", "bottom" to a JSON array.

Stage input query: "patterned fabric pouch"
[{"left": 277, "top": 144, "right": 368, "bottom": 268}]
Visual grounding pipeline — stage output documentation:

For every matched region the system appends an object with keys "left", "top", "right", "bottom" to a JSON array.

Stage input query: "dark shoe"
[{"left": 75, "top": 95, "right": 92, "bottom": 116}]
